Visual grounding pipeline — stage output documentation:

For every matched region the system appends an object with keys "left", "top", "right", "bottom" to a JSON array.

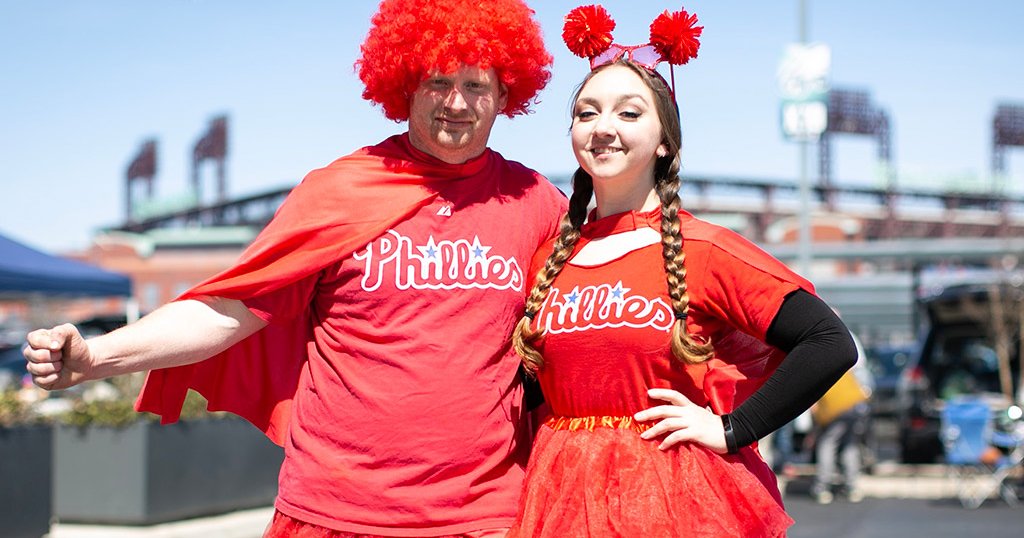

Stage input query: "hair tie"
[
  {"left": 674, "top": 311, "right": 688, "bottom": 321},
  {"left": 524, "top": 310, "right": 536, "bottom": 320}
]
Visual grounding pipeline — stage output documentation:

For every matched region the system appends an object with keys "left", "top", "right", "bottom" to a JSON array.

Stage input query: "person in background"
[
  {"left": 23, "top": 1, "right": 567, "bottom": 536},
  {"left": 810, "top": 353, "right": 872, "bottom": 504},
  {"left": 506, "top": 5, "right": 856, "bottom": 537}
]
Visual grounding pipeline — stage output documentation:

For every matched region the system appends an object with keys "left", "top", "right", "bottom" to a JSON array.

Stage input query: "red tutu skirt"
[{"left": 508, "top": 416, "right": 792, "bottom": 538}]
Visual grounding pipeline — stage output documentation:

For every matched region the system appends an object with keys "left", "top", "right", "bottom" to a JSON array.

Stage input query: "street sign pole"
[
  {"left": 798, "top": 0, "right": 811, "bottom": 279},
  {"left": 777, "top": 0, "right": 829, "bottom": 279}
]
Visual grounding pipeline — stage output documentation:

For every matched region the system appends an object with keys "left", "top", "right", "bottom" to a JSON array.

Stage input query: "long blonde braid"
[
  {"left": 513, "top": 170, "right": 594, "bottom": 374},
  {"left": 655, "top": 161, "right": 714, "bottom": 364}
]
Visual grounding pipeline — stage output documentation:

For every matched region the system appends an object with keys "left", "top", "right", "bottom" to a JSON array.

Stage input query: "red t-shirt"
[
  {"left": 527, "top": 207, "right": 813, "bottom": 508},
  {"left": 246, "top": 155, "right": 566, "bottom": 535},
  {"left": 530, "top": 207, "right": 812, "bottom": 416}
]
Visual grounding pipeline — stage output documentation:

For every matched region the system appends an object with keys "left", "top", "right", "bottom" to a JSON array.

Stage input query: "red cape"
[{"left": 135, "top": 134, "right": 499, "bottom": 445}]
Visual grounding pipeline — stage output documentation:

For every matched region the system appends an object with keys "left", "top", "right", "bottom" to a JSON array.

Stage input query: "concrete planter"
[
  {"left": 0, "top": 424, "right": 53, "bottom": 538},
  {"left": 54, "top": 417, "right": 283, "bottom": 525}
]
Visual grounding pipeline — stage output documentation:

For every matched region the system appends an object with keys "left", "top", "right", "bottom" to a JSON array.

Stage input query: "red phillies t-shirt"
[
  {"left": 527, "top": 208, "right": 813, "bottom": 504},
  {"left": 246, "top": 156, "right": 565, "bottom": 535},
  {"left": 529, "top": 207, "right": 812, "bottom": 417}
]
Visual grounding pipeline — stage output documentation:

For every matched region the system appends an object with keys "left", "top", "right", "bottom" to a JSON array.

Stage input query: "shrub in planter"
[
  {"left": 53, "top": 389, "right": 284, "bottom": 525},
  {"left": 0, "top": 389, "right": 36, "bottom": 426}
]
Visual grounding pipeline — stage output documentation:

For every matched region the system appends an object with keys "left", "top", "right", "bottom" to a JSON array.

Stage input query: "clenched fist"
[{"left": 23, "top": 323, "right": 94, "bottom": 391}]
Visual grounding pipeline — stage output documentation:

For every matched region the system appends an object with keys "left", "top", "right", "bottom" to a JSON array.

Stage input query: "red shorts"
[{"left": 263, "top": 510, "right": 508, "bottom": 538}]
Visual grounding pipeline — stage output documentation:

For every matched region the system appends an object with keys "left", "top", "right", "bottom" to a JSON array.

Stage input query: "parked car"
[
  {"left": 75, "top": 314, "right": 130, "bottom": 337},
  {"left": 896, "top": 281, "right": 1022, "bottom": 463},
  {"left": 0, "top": 344, "right": 27, "bottom": 391},
  {"left": 866, "top": 343, "right": 914, "bottom": 417}
]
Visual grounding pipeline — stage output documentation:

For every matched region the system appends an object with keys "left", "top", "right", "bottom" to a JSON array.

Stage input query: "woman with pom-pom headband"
[{"left": 508, "top": 5, "right": 857, "bottom": 537}]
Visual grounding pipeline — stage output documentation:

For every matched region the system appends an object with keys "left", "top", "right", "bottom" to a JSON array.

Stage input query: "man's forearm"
[{"left": 87, "top": 297, "right": 266, "bottom": 380}]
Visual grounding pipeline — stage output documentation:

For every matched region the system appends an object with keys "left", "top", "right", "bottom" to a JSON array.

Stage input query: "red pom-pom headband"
[{"left": 562, "top": 4, "right": 702, "bottom": 92}]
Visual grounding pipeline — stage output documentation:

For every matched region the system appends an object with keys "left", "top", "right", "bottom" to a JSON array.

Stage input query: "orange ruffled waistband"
[{"left": 544, "top": 415, "right": 652, "bottom": 432}]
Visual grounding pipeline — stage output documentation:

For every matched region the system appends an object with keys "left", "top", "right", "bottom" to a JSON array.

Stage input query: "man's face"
[{"left": 407, "top": 65, "right": 508, "bottom": 164}]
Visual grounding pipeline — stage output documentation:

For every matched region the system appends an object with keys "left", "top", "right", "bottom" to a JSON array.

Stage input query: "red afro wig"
[{"left": 357, "top": 0, "right": 553, "bottom": 122}]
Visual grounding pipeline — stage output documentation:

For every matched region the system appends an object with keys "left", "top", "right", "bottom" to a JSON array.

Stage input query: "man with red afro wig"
[
  {"left": 358, "top": 0, "right": 552, "bottom": 122},
  {"left": 23, "top": 1, "right": 565, "bottom": 537}
]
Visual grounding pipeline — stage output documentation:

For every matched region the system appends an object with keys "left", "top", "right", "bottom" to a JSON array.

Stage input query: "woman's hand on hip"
[{"left": 634, "top": 388, "right": 728, "bottom": 454}]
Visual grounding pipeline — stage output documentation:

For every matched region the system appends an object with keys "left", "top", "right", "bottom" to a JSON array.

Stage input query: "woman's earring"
[{"left": 656, "top": 146, "right": 667, "bottom": 157}]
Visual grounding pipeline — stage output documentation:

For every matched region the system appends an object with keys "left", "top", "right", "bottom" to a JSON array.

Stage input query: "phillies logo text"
[
  {"left": 535, "top": 281, "right": 674, "bottom": 334},
  {"left": 355, "top": 230, "right": 523, "bottom": 292}
]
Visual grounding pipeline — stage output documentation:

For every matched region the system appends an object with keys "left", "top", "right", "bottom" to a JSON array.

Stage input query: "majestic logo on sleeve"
[
  {"left": 536, "top": 281, "right": 674, "bottom": 333},
  {"left": 355, "top": 230, "right": 523, "bottom": 292}
]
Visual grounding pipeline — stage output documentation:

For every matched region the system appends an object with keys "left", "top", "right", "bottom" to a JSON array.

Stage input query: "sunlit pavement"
[
  {"left": 780, "top": 462, "right": 969, "bottom": 500},
  {"left": 47, "top": 463, "right": 1021, "bottom": 538},
  {"left": 47, "top": 506, "right": 274, "bottom": 538}
]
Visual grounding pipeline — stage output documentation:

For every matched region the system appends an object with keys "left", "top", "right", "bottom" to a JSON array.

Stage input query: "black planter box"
[
  {"left": 54, "top": 417, "right": 284, "bottom": 525},
  {"left": 0, "top": 424, "right": 53, "bottom": 538}
]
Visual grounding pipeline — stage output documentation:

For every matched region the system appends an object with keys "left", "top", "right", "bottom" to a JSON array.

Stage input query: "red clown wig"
[{"left": 357, "top": 0, "right": 553, "bottom": 122}]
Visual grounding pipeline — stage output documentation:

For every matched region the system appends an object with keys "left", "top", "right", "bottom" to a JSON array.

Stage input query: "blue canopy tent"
[{"left": 0, "top": 232, "right": 131, "bottom": 297}]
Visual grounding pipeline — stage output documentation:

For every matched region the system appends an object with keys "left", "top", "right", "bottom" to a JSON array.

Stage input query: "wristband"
[{"left": 721, "top": 413, "right": 739, "bottom": 454}]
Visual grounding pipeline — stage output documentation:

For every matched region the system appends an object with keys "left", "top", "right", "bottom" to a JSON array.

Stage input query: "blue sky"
[{"left": 2, "top": 1, "right": 1023, "bottom": 252}]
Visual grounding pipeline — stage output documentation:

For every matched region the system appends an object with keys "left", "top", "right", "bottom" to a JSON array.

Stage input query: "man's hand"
[
  {"left": 23, "top": 323, "right": 94, "bottom": 391},
  {"left": 634, "top": 388, "right": 728, "bottom": 454}
]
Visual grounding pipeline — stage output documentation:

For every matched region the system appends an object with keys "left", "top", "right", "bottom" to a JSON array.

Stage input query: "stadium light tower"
[
  {"left": 125, "top": 139, "right": 157, "bottom": 223},
  {"left": 993, "top": 103, "right": 1024, "bottom": 184},
  {"left": 192, "top": 115, "right": 229, "bottom": 205},
  {"left": 818, "top": 88, "right": 893, "bottom": 207}
]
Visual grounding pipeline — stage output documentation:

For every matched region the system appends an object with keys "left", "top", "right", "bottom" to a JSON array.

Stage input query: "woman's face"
[{"left": 571, "top": 64, "right": 666, "bottom": 188}]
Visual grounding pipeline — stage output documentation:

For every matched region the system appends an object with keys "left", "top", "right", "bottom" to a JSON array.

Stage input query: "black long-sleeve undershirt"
[{"left": 728, "top": 289, "right": 858, "bottom": 448}]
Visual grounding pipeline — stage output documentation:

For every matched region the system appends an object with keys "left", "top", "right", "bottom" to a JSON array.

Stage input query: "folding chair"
[{"left": 940, "top": 396, "right": 1024, "bottom": 508}]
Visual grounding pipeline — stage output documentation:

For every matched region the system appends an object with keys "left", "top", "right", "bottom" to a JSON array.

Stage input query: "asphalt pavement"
[{"left": 786, "top": 496, "right": 1024, "bottom": 538}]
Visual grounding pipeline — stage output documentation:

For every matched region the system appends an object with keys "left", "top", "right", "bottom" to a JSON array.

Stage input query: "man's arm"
[{"left": 23, "top": 296, "right": 267, "bottom": 391}]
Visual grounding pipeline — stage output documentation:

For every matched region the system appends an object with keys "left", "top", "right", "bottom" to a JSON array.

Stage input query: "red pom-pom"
[
  {"left": 649, "top": 8, "right": 702, "bottom": 65},
  {"left": 562, "top": 5, "right": 616, "bottom": 58}
]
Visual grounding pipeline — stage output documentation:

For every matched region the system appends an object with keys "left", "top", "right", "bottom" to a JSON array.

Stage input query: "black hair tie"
[
  {"left": 524, "top": 310, "right": 536, "bottom": 320},
  {"left": 674, "top": 311, "right": 688, "bottom": 321}
]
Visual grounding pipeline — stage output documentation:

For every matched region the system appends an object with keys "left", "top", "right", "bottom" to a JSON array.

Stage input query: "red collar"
[{"left": 392, "top": 133, "right": 493, "bottom": 179}]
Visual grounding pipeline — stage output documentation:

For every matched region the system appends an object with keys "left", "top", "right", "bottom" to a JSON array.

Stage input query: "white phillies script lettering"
[
  {"left": 536, "top": 281, "right": 674, "bottom": 334},
  {"left": 355, "top": 230, "right": 523, "bottom": 292}
]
